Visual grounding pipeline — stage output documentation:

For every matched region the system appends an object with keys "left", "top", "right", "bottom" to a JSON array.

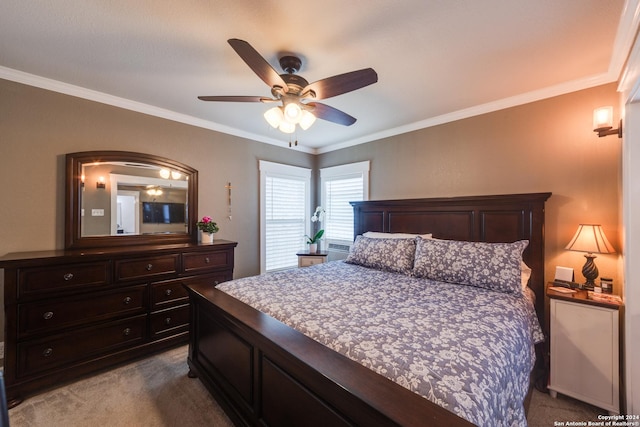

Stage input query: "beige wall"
[
  {"left": 319, "top": 83, "right": 623, "bottom": 292},
  {"left": 0, "top": 78, "right": 314, "bottom": 277},
  {"left": 0, "top": 79, "right": 623, "bottom": 341}
]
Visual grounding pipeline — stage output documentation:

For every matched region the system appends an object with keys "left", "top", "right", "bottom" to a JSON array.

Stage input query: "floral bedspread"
[{"left": 217, "top": 261, "right": 544, "bottom": 426}]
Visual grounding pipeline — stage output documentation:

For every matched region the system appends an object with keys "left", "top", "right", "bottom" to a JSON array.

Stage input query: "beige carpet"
[
  {"left": 8, "top": 345, "right": 233, "bottom": 427},
  {"left": 528, "top": 387, "right": 603, "bottom": 427},
  {"left": 7, "top": 343, "right": 606, "bottom": 426}
]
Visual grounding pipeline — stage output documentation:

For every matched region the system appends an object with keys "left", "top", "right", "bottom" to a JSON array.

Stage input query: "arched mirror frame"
[{"left": 65, "top": 151, "right": 198, "bottom": 249}]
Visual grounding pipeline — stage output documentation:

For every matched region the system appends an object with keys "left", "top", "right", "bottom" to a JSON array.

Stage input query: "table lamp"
[{"left": 565, "top": 224, "right": 615, "bottom": 290}]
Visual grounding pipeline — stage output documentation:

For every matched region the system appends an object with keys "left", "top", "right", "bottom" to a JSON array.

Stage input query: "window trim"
[
  {"left": 259, "top": 160, "right": 311, "bottom": 273},
  {"left": 320, "top": 161, "right": 370, "bottom": 246}
]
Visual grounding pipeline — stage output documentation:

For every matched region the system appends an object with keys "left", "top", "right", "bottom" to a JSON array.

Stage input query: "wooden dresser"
[{"left": 0, "top": 239, "right": 237, "bottom": 407}]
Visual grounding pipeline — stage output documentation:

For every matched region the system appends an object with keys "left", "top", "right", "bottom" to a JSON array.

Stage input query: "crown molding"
[{"left": 0, "top": 66, "right": 315, "bottom": 154}]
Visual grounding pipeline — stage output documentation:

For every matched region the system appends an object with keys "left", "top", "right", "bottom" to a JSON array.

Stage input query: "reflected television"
[{"left": 142, "top": 202, "right": 186, "bottom": 224}]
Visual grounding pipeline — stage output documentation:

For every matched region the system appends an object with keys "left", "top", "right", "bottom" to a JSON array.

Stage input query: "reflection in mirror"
[
  {"left": 80, "top": 163, "right": 188, "bottom": 237},
  {"left": 66, "top": 151, "right": 198, "bottom": 249}
]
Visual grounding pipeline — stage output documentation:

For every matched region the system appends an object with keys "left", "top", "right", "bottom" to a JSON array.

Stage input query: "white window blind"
[
  {"left": 321, "top": 161, "right": 369, "bottom": 245},
  {"left": 325, "top": 176, "right": 364, "bottom": 242},
  {"left": 260, "top": 161, "right": 310, "bottom": 273}
]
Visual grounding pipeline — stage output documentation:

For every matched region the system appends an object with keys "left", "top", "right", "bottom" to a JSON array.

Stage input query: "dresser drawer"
[
  {"left": 18, "top": 261, "right": 110, "bottom": 298},
  {"left": 151, "top": 273, "right": 229, "bottom": 309},
  {"left": 115, "top": 254, "right": 179, "bottom": 281},
  {"left": 17, "top": 315, "right": 147, "bottom": 377},
  {"left": 151, "top": 278, "right": 189, "bottom": 309},
  {"left": 183, "top": 250, "right": 231, "bottom": 273},
  {"left": 150, "top": 304, "right": 190, "bottom": 337},
  {"left": 18, "top": 285, "right": 147, "bottom": 337}
]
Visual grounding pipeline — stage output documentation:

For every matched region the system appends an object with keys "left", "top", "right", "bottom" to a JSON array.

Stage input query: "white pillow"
[
  {"left": 363, "top": 231, "right": 433, "bottom": 239},
  {"left": 521, "top": 261, "right": 532, "bottom": 290}
]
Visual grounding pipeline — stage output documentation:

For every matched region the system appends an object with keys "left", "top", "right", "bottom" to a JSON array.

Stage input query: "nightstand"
[
  {"left": 296, "top": 250, "right": 329, "bottom": 267},
  {"left": 547, "top": 285, "right": 621, "bottom": 413}
]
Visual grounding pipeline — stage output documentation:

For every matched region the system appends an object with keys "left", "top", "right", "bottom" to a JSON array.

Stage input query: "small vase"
[
  {"left": 201, "top": 232, "right": 214, "bottom": 244},
  {"left": 308, "top": 243, "right": 317, "bottom": 253}
]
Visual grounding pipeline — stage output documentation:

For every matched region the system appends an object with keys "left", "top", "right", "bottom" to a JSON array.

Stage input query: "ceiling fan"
[{"left": 198, "top": 39, "right": 378, "bottom": 137}]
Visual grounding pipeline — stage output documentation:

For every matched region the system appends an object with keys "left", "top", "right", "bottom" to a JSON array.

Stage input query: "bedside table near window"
[
  {"left": 547, "top": 285, "right": 622, "bottom": 414},
  {"left": 296, "top": 251, "right": 329, "bottom": 267}
]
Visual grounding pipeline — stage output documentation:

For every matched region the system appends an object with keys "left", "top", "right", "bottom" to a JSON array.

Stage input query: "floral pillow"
[
  {"left": 413, "top": 238, "right": 529, "bottom": 294},
  {"left": 345, "top": 235, "right": 416, "bottom": 274}
]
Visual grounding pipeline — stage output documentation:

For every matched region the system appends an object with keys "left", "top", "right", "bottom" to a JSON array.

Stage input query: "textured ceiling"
[{"left": 1, "top": 0, "right": 637, "bottom": 153}]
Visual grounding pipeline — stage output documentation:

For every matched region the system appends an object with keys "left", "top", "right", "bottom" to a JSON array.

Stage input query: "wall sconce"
[
  {"left": 565, "top": 224, "right": 615, "bottom": 289},
  {"left": 96, "top": 176, "right": 106, "bottom": 189},
  {"left": 593, "top": 106, "right": 622, "bottom": 138},
  {"left": 80, "top": 174, "right": 85, "bottom": 188}
]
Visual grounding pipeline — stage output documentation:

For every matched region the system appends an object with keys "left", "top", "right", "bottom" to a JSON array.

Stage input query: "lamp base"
[{"left": 581, "top": 253, "right": 598, "bottom": 290}]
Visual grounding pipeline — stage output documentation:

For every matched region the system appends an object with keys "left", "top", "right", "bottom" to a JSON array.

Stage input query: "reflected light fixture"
[
  {"left": 146, "top": 186, "right": 163, "bottom": 196},
  {"left": 96, "top": 176, "right": 106, "bottom": 189},
  {"left": 565, "top": 224, "right": 615, "bottom": 289},
  {"left": 159, "top": 169, "right": 182, "bottom": 180},
  {"left": 593, "top": 106, "right": 622, "bottom": 138}
]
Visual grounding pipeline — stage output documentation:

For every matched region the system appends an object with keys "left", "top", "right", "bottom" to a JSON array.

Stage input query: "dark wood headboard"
[{"left": 351, "top": 192, "right": 552, "bottom": 320}]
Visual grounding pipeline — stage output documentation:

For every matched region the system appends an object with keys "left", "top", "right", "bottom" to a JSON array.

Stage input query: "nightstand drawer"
[
  {"left": 115, "top": 255, "right": 179, "bottom": 281},
  {"left": 296, "top": 251, "right": 328, "bottom": 268},
  {"left": 18, "top": 261, "right": 110, "bottom": 298}
]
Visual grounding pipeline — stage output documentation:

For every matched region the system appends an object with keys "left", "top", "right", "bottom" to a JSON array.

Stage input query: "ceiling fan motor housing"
[
  {"left": 279, "top": 55, "right": 302, "bottom": 74},
  {"left": 280, "top": 74, "right": 309, "bottom": 95}
]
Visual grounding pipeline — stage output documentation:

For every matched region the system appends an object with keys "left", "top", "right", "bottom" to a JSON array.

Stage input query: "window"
[
  {"left": 320, "top": 161, "right": 369, "bottom": 247},
  {"left": 259, "top": 161, "right": 311, "bottom": 273}
]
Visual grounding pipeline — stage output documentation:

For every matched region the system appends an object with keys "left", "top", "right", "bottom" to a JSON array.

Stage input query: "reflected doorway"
[{"left": 115, "top": 191, "right": 140, "bottom": 235}]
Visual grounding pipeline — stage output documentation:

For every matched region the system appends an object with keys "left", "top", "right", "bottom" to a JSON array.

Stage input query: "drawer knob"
[
  {"left": 164, "top": 317, "right": 172, "bottom": 325},
  {"left": 165, "top": 289, "right": 172, "bottom": 296},
  {"left": 123, "top": 328, "right": 131, "bottom": 336},
  {"left": 63, "top": 273, "right": 74, "bottom": 281},
  {"left": 123, "top": 296, "right": 132, "bottom": 305},
  {"left": 204, "top": 257, "right": 210, "bottom": 264},
  {"left": 43, "top": 311, "right": 54, "bottom": 320},
  {"left": 146, "top": 264, "right": 153, "bottom": 271},
  {"left": 43, "top": 348, "right": 53, "bottom": 357}
]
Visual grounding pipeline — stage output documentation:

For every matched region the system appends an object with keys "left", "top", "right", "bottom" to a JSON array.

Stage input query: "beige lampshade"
[{"left": 565, "top": 224, "right": 615, "bottom": 254}]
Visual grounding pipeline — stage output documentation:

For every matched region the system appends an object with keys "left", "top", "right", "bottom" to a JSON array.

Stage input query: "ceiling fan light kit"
[{"left": 199, "top": 39, "right": 377, "bottom": 141}]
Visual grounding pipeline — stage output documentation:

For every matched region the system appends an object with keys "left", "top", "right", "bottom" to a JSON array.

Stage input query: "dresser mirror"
[{"left": 65, "top": 151, "right": 198, "bottom": 249}]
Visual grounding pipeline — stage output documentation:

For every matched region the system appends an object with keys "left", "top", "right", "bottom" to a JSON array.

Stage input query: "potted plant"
[
  {"left": 196, "top": 215, "right": 219, "bottom": 243},
  {"left": 305, "top": 229, "right": 324, "bottom": 253},
  {"left": 305, "top": 206, "right": 325, "bottom": 253}
]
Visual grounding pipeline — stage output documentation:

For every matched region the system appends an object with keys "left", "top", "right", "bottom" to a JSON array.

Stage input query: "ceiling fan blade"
[
  {"left": 302, "top": 68, "right": 378, "bottom": 100},
  {"left": 198, "top": 95, "right": 271, "bottom": 102},
  {"left": 306, "top": 102, "right": 357, "bottom": 126},
  {"left": 227, "top": 39, "right": 288, "bottom": 92}
]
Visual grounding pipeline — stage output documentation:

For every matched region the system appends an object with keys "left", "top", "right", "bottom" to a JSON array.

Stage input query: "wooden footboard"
[{"left": 185, "top": 283, "right": 474, "bottom": 427}]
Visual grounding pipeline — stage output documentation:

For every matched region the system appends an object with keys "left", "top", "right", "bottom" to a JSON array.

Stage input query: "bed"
[{"left": 185, "top": 192, "right": 551, "bottom": 426}]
